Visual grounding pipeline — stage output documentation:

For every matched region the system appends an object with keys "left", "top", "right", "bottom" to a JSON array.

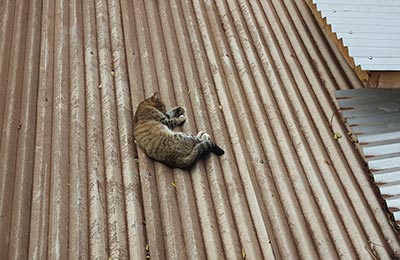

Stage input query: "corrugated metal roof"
[
  {"left": 1, "top": 0, "right": 400, "bottom": 259},
  {"left": 336, "top": 88, "right": 400, "bottom": 226},
  {"left": 312, "top": 0, "right": 400, "bottom": 71}
]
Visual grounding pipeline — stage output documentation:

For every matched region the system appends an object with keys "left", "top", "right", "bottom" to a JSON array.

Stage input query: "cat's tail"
[{"left": 212, "top": 144, "right": 225, "bottom": 156}]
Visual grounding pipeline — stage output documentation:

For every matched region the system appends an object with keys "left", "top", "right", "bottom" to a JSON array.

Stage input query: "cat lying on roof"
[{"left": 134, "top": 92, "right": 224, "bottom": 169}]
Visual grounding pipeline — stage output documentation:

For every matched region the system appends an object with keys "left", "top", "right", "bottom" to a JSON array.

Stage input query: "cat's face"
[{"left": 144, "top": 92, "right": 166, "bottom": 113}]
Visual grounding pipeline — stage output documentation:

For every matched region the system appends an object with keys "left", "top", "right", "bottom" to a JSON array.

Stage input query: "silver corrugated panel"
[
  {"left": 313, "top": 0, "right": 400, "bottom": 71},
  {"left": 337, "top": 89, "right": 400, "bottom": 225},
  {"left": 1, "top": 0, "right": 400, "bottom": 259}
]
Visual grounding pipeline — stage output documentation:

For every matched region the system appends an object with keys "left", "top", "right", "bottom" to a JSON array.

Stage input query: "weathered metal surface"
[
  {"left": 313, "top": 0, "right": 400, "bottom": 71},
  {"left": 1, "top": 0, "right": 400, "bottom": 259},
  {"left": 337, "top": 88, "right": 400, "bottom": 226}
]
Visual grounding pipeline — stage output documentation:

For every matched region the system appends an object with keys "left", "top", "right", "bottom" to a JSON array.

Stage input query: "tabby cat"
[{"left": 134, "top": 92, "right": 225, "bottom": 169}]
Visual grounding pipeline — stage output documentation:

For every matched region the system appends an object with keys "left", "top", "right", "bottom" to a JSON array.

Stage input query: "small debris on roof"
[{"left": 333, "top": 132, "right": 342, "bottom": 140}]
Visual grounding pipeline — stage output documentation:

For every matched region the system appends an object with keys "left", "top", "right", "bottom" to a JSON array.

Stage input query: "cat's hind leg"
[
  {"left": 196, "top": 131, "right": 210, "bottom": 140},
  {"left": 196, "top": 131, "right": 224, "bottom": 156},
  {"left": 176, "top": 140, "right": 216, "bottom": 169}
]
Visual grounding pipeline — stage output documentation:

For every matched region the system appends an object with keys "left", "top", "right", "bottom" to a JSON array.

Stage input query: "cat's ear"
[{"left": 151, "top": 91, "right": 160, "bottom": 99}]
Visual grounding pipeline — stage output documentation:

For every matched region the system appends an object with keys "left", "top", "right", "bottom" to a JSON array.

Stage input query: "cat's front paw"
[
  {"left": 174, "top": 106, "right": 185, "bottom": 117},
  {"left": 166, "top": 106, "right": 186, "bottom": 118},
  {"left": 177, "top": 115, "right": 186, "bottom": 125}
]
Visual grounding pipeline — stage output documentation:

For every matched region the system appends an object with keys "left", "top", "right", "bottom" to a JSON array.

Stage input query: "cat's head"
[{"left": 144, "top": 92, "right": 166, "bottom": 113}]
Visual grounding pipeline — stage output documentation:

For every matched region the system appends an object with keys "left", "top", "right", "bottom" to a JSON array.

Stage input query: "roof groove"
[
  {"left": 28, "top": 0, "right": 56, "bottom": 259},
  {"left": 69, "top": 0, "right": 89, "bottom": 259}
]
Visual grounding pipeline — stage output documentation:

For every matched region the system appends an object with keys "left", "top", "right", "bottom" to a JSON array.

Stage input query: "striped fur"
[{"left": 134, "top": 92, "right": 224, "bottom": 169}]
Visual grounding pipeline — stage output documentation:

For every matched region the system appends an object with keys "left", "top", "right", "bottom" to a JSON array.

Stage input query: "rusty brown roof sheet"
[{"left": 1, "top": 0, "right": 400, "bottom": 259}]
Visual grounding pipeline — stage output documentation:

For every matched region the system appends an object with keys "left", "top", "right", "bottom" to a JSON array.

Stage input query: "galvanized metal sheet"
[
  {"left": 313, "top": 1, "right": 400, "bottom": 70},
  {"left": 337, "top": 89, "right": 400, "bottom": 225}
]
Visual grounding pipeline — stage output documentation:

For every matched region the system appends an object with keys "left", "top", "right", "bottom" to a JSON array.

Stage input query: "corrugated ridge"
[
  {"left": 48, "top": 1, "right": 70, "bottom": 259},
  {"left": 69, "top": 0, "right": 89, "bottom": 259},
  {"left": 28, "top": 0, "right": 54, "bottom": 259},
  {"left": 0, "top": 0, "right": 15, "bottom": 139},
  {"left": 1, "top": 0, "right": 400, "bottom": 260}
]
